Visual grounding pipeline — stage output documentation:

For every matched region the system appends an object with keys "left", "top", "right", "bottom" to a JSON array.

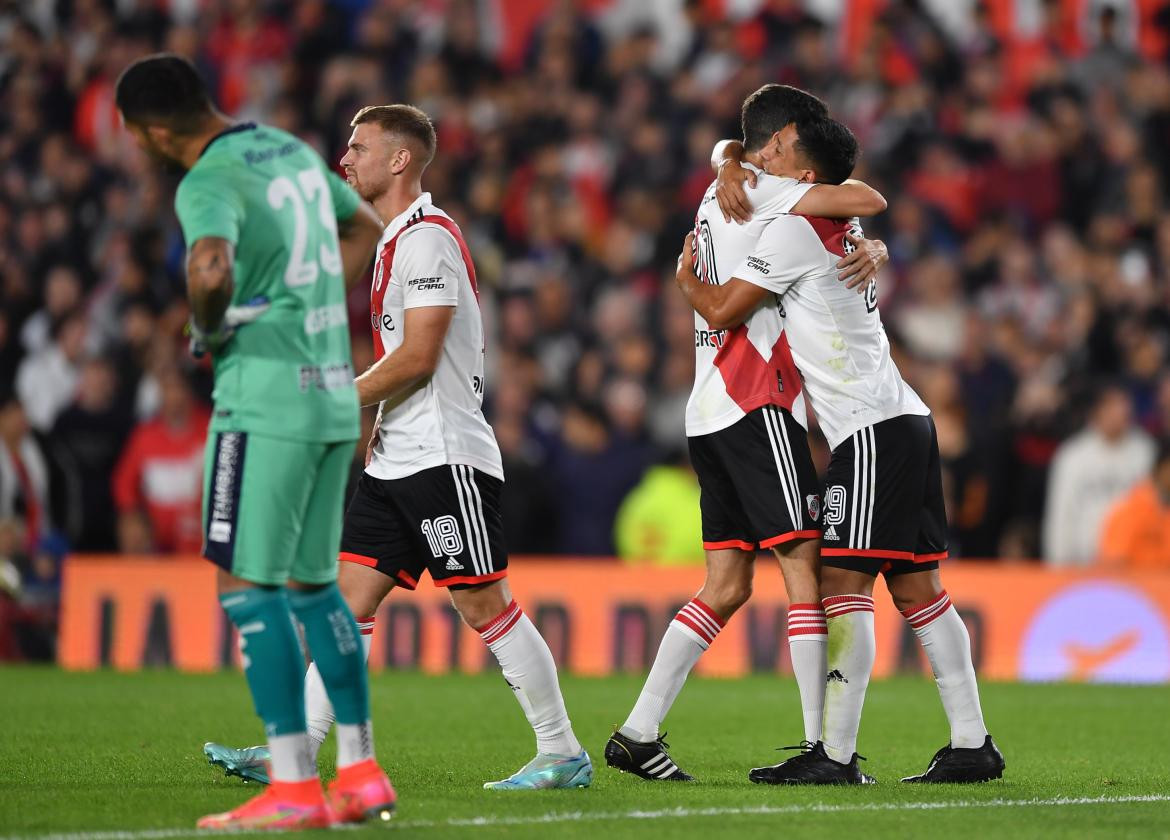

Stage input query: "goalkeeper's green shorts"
[{"left": 201, "top": 431, "right": 353, "bottom": 586}]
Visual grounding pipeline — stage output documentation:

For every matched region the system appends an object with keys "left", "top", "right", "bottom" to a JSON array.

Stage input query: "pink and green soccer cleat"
[
  {"left": 327, "top": 758, "right": 400, "bottom": 823},
  {"left": 196, "top": 780, "right": 334, "bottom": 830},
  {"left": 327, "top": 758, "right": 397, "bottom": 824}
]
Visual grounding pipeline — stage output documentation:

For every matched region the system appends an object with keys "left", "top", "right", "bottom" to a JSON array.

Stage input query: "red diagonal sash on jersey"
[
  {"left": 714, "top": 327, "right": 803, "bottom": 414},
  {"left": 798, "top": 215, "right": 850, "bottom": 257},
  {"left": 370, "top": 212, "right": 478, "bottom": 362}
]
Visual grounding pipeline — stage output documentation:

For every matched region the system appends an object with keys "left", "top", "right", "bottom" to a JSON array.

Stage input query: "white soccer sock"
[
  {"left": 478, "top": 600, "right": 582, "bottom": 758},
  {"left": 620, "top": 598, "right": 724, "bottom": 743},
  {"left": 902, "top": 591, "right": 988, "bottom": 749},
  {"left": 336, "top": 720, "right": 375, "bottom": 768},
  {"left": 787, "top": 602, "right": 828, "bottom": 743},
  {"left": 820, "top": 594, "right": 875, "bottom": 764},
  {"left": 268, "top": 732, "right": 316, "bottom": 783},
  {"left": 305, "top": 615, "right": 375, "bottom": 764}
]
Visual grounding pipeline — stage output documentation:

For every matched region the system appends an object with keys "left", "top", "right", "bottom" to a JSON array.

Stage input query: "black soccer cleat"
[
  {"left": 749, "top": 740, "right": 876, "bottom": 785},
  {"left": 604, "top": 730, "right": 694, "bottom": 781},
  {"left": 901, "top": 735, "right": 1005, "bottom": 783}
]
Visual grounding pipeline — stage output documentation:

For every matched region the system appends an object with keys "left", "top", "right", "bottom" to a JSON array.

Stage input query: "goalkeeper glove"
[{"left": 187, "top": 296, "right": 271, "bottom": 358}]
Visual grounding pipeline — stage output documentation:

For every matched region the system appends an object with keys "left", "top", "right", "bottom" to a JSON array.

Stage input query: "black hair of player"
[
  {"left": 793, "top": 117, "right": 859, "bottom": 185},
  {"left": 115, "top": 53, "right": 214, "bottom": 134},
  {"left": 740, "top": 84, "right": 829, "bottom": 152}
]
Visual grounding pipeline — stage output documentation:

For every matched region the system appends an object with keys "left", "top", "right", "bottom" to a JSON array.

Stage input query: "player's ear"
[
  {"left": 760, "top": 131, "right": 782, "bottom": 161},
  {"left": 390, "top": 146, "right": 412, "bottom": 176},
  {"left": 145, "top": 124, "right": 173, "bottom": 152}
]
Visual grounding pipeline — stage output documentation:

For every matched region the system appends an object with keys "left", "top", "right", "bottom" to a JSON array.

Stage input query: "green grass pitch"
[{"left": 1, "top": 667, "right": 1169, "bottom": 839}]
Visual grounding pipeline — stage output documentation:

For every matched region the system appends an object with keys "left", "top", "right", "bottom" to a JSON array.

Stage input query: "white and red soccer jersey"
[
  {"left": 686, "top": 165, "right": 814, "bottom": 438},
  {"left": 733, "top": 208, "right": 929, "bottom": 451},
  {"left": 366, "top": 193, "right": 503, "bottom": 482}
]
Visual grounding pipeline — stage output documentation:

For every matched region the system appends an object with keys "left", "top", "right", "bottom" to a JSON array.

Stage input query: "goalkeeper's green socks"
[
  {"left": 289, "top": 584, "right": 375, "bottom": 767},
  {"left": 219, "top": 587, "right": 315, "bottom": 782}
]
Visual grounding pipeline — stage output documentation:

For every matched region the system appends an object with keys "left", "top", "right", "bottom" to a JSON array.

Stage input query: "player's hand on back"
[
  {"left": 715, "top": 160, "right": 756, "bottom": 225},
  {"left": 836, "top": 233, "right": 888, "bottom": 293}
]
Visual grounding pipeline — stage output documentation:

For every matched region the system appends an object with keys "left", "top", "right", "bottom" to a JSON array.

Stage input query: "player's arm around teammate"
[{"left": 713, "top": 139, "right": 889, "bottom": 291}]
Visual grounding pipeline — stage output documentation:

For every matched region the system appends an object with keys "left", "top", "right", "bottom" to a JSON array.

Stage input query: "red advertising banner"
[{"left": 58, "top": 556, "right": 1170, "bottom": 683}]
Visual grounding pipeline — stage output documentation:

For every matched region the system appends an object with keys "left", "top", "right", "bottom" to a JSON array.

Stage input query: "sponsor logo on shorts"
[
  {"left": 209, "top": 433, "right": 243, "bottom": 544},
  {"left": 824, "top": 524, "right": 840, "bottom": 541},
  {"left": 807, "top": 494, "right": 821, "bottom": 522}
]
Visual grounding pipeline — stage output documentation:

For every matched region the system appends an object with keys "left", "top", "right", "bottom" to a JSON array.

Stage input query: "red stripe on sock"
[
  {"left": 787, "top": 602, "right": 827, "bottom": 637},
  {"left": 822, "top": 594, "right": 874, "bottom": 619},
  {"left": 903, "top": 590, "right": 952, "bottom": 629},
  {"left": 674, "top": 611, "right": 716, "bottom": 644},
  {"left": 689, "top": 597, "right": 726, "bottom": 628},
  {"left": 477, "top": 600, "right": 523, "bottom": 645},
  {"left": 679, "top": 602, "right": 723, "bottom": 638}
]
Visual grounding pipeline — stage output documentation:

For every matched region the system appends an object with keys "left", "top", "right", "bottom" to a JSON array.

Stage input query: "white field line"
[{"left": 5, "top": 793, "right": 1169, "bottom": 839}]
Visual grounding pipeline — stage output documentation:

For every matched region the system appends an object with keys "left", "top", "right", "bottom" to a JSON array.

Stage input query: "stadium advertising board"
[{"left": 59, "top": 557, "right": 1170, "bottom": 683}]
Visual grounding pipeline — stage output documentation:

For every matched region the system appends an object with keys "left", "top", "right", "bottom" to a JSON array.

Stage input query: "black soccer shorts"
[
  {"left": 820, "top": 413, "right": 948, "bottom": 577},
  {"left": 339, "top": 464, "right": 508, "bottom": 590},
  {"left": 687, "top": 406, "right": 822, "bottom": 552}
]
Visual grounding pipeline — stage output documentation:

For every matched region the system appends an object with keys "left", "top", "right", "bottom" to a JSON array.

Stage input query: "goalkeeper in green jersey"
[{"left": 115, "top": 54, "right": 394, "bottom": 831}]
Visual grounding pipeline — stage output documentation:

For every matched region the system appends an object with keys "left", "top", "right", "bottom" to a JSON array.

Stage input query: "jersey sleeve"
[
  {"left": 174, "top": 166, "right": 243, "bottom": 245},
  {"left": 325, "top": 169, "right": 361, "bottom": 222},
  {"left": 394, "top": 225, "right": 462, "bottom": 309},
  {"left": 748, "top": 175, "right": 814, "bottom": 217},
  {"left": 732, "top": 215, "right": 820, "bottom": 295}
]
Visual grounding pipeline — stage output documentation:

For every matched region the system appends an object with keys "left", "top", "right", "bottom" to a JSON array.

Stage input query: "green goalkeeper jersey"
[{"left": 175, "top": 123, "right": 361, "bottom": 444}]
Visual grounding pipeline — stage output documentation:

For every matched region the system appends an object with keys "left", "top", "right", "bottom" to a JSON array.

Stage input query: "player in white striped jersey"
[
  {"left": 206, "top": 105, "right": 591, "bottom": 793},
  {"left": 606, "top": 85, "right": 891, "bottom": 783},
  {"left": 684, "top": 112, "right": 1003, "bottom": 785}
]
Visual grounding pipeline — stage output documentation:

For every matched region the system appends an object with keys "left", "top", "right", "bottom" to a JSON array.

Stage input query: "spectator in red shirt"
[{"left": 111, "top": 368, "right": 209, "bottom": 555}]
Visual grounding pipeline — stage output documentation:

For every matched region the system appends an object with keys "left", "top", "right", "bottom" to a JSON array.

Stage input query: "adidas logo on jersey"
[
  {"left": 445, "top": 557, "right": 464, "bottom": 571},
  {"left": 824, "top": 525, "right": 840, "bottom": 541}
]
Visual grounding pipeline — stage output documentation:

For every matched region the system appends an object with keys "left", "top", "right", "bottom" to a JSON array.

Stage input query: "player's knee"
[
  {"left": 701, "top": 576, "right": 752, "bottom": 617},
  {"left": 820, "top": 565, "right": 872, "bottom": 598},
  {"left": 451, "top": 581, "right": 511, "bottom": 630},
  {"left": 886, "top": 572, "right": 942, "bottom": 612},
  {"left": 337, "top": 565, "right": 390, "bottom": 619}
]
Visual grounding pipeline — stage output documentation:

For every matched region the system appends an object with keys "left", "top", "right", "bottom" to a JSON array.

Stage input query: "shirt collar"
[
  {"left": 386, "top": 192, "right": 431, "bottom": 235},
  {"left": 198, "top": 122, "right": 258, "bottom": 160}
]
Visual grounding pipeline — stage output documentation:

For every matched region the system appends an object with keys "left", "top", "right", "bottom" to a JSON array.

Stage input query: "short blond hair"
[{"left": 351, "top": 104, "right": 436, "bottom": 166}]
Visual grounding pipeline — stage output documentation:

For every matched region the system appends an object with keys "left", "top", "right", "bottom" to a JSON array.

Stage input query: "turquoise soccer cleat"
[
  {"left": 483, "top": 750, "right": 593, "bottom": 790},
  {"left": 204, "top": 742, "right": 271, "bottom": 785}
]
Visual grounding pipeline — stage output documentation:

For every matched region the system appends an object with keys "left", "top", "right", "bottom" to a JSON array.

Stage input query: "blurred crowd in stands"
[{"left": 3, "top": 0, "right": 1170, "bottom": 659}]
